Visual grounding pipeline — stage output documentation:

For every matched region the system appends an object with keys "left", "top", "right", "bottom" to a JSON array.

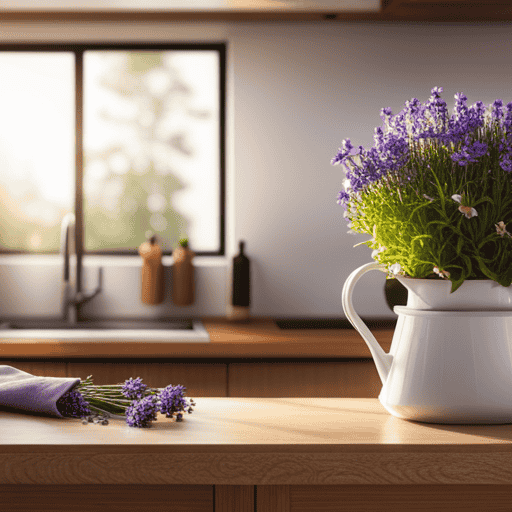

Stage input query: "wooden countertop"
[
  {"left": 2, "top": 397, "right": 512, "bottom": 485},
  {"left": 0, "top": 318, "right": 394, "bottom": 359}
]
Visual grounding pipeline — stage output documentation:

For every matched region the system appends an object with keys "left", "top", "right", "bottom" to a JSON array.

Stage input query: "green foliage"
[{"left": 349, "top": 135, "right": 512, "bottom": 291}]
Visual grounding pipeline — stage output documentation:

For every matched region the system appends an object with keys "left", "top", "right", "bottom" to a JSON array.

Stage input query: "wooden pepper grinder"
[
  {"left": 172, "top": 238, "right": 195, "bottom": 306},
  {"left": 139, "top": 234, "right": 165, "bottom": 305}
]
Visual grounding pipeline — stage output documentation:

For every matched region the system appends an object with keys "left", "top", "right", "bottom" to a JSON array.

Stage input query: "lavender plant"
[
  {"left": 56, "top": 375, "right": 195, "bottom": 428},
  {"left": 333, "top": 87, "right": 512, "bottom": 292}
]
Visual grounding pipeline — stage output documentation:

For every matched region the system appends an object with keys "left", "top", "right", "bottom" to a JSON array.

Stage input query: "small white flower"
[
  {"left": 389, "top": 263, "right": 402, "bottom": 276},
  {"left": 433, "top": 266, "right": 451, "bottom": 279},
  {"left": 346, "top": 223, "right": 357, "bottom": 234},
  {"left": 371, "top": 246, "right": 387, "bottom": 259},
  {"left": 451, "top": 194, "right": 478, "bottom": 219},
  {"left": 496, "top": 221, "right": 511, "bottom": 238},
  {"left": 423, "top": 194, "right": 435, "bottom": 201},
  {"left": 458, "top": 205, "right": 478, "bottom": 219}
]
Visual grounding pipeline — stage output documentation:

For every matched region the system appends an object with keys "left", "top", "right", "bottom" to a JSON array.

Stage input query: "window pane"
[
  {"left": 83, "top": 50, "right": 221, "bottom": 253},
  {"left": 0, "top": 52, "right": 75, "bottom": 252}
]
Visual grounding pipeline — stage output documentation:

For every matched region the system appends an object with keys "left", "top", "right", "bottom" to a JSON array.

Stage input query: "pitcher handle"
[{"left": 342, "top": 262, "right": 393, "bottom": 385}]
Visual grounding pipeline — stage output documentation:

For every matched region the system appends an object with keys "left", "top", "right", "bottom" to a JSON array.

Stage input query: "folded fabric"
[{"left": 0, "top": 365, "right": 80, "bottom": 417}]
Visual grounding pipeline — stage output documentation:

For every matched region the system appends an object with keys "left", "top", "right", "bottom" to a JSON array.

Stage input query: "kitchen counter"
[
  {"left": 0, "top": 317, "right": 393, "bottom": 359},
  {"left": 1, "top": 398, "right": 512, "bottom": 511}
]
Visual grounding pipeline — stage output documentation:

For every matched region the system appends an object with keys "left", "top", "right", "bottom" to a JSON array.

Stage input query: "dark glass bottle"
[{"left": 227, "top": 241, "right": 251, "bottom": 321}]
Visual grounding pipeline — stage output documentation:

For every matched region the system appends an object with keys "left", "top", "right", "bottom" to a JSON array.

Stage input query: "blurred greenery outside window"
[{"left": 0, "top": 44, "right": 225, "bottom": 255}]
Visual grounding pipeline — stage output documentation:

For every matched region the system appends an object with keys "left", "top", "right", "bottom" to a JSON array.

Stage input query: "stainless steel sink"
[{"left": 0, "top": 318, "right": 210, "bottom": 342}]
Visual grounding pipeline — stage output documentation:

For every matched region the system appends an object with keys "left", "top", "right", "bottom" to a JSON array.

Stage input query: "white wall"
[
  {"left": 0, "top": 20, "right": 511, "bottom": 319},
  {"left": 230, "top": 21, "right": 512, "bottom": 319}
]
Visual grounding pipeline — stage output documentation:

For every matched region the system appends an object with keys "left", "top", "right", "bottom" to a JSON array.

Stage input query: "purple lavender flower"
[
  {"left": 500, "top": 153, "right": 512, "bottom": 172},
  {"left": 492, "top": 99, "right": 504, "bottom": 120},
  {"left": 454, "top": 92, "right": 468, "bottom": 115},
  {"left": 503, "top": 102, "right": 512, "bottom": 132},
  {"left": 331, "top": 139, "right": 354, "bottom": 165},
  {"left": 333, "top": 87, "right": 510, "bottom": 199},
  {"left": 126, "top": 395, "right": 158, "bottom": 428},
  {"left": 121, "top": 377, "right": 147, "bottom": 400},
  {"left": 337, "top": 190, "right": 350, "bottom": 208},
  {"left": 158, "top": 384, "right": 194, "bottom": 421},
  {"left": 56, "top": 388, "right": 91, "bottom": 418},
  {"left": 430, "top": 86, "right": 443, "bottom": 98},
  {"left": 405, "top": 97, "right": 421, "bottom": 117},
  {"left": 380, "top": 107, "right": 392, "bottom": 120},
  {"left": 420, "top": 88, "right": 449, "bottom": 136},
  {"left": 451, "top": 140, "right": 488, "bottom": 166}
]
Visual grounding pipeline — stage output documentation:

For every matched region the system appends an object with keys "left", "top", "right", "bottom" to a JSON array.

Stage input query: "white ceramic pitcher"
[{"left": 342, "top": 262, "right": 512, "bottom": 424}]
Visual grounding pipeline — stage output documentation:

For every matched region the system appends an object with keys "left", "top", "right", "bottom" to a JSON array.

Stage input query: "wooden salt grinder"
[
  {"left": 172, "top": 239, "right": 195, "bottom": 306},
  {"left": 139, "top": 235, "right": 165, "bottom": 305}
]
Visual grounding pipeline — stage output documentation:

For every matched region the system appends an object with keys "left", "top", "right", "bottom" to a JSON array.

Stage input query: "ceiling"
[
  {"left": 0, "top": 0, "right": 510, "bottom": 21},
  {"left": 381, "top": 0, "right": 512, "bottom": 21}
]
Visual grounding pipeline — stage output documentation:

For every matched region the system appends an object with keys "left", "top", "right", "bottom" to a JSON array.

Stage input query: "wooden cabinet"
[
  {"left": 0, "top": 359, "right": 381, "bottom": 398},
  {"left": 4, "top": 483, "right": 510, "bottom": 512},
  {"left": 256, "top": 485, "right": 512, "bottom": 512},
  {"left": 0, "top": 361, "right": 67, "bottom": 378},
  {"left": 228, "top": 360, "right": 381, "bottom": 397},
  {"left": 2, "top": 398, "right": 512, "bottom": 512},
  {"left": 0, "top": 360, "right": 228, "bottom": 397},
  {"left": 66, "top": 361, "right": 227, "bottom": 397},
  {"left": 0, "top": 320, "right": 390, "bottom": 398},
  {"left": 0, "top": 485, "right": 214, "bottom": 512}
]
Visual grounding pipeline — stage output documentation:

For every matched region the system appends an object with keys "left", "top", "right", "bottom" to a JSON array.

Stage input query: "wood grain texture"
[
  {"left": 257, "top": 486, "right": 290, "bottom": 512},
  {"left": 0, "top": 484, "right": 213, "bottom": 512},
  {"left": 0, "top": 361, "right": 67, "bottom": 377},
  {"left": 216, "top": 485, "right": 254, "bottom": 512},
  {"left": 228, "top": 361, "right": 381, "bottom": 397},
  {"left": 66, "top": 361, "right": 227, "bottom": 396},
  {"left": 290, "top": 484, "right": 512, "bottom": 512},
  {"left": 0, "top": 319, "right": 393, "bottom": 359},
  {"left": 4, "top": 451, "right": 512, "bottom": 486},
  {"left": 3, "top": 399, "right": 512, "bottom": 486}
]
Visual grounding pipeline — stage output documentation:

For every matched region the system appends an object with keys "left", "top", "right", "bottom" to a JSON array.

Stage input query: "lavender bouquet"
[
  {"left": 0, "top": 365, "right": 195, "bottom": 428},
  {"left": 333, "top": 87, "right": 512, "bottom": 292}
]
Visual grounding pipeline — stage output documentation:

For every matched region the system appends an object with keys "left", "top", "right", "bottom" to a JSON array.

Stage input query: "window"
[{"left": 0, "top": 43, "right": 226, "bottom": 255}]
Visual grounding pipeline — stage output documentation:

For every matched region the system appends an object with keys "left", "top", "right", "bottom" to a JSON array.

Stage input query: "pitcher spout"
[{"left": 342, "top": 262, "right": 394, "bottom": 386}]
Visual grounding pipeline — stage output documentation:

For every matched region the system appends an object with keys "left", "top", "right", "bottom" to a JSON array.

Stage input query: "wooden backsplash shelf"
[{"left": 0, "top": 317, "right": 393, "bottom": 359}]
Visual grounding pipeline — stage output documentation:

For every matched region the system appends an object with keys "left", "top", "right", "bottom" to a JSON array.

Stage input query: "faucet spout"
[
  {"left": 60, "top": 213, "right": 76, "bottom": 322},
  {"left": 60, "top": 212, "right": 103, "bottom": 324}
]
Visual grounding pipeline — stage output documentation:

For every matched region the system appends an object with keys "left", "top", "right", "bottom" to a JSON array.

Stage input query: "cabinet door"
[
  {"left": 67, "top": 361, "right": 228, "bottom": 397},
  {"left": 0, "top": 485, "right": 213, "bottom": 512},
  {"left": 256, "top": 485, "right": 512, "bottom": 512},
  {"left": 228, "top": 361, "right": 381, "bottom": 397},
  {"left": 0, "top": 360, "right": 67, "bottom": 377},
  {"left": 216, "top": 485, "right": 254, "bottom": 512}
]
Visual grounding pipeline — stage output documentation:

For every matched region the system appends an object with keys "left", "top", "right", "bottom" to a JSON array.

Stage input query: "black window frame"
[{"left": 0, "top": 42, "right": 226, "bottom": 257}]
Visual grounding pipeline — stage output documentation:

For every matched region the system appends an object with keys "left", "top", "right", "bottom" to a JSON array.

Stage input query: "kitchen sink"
[{"left": 0, "top": 318, "right": 210, "bottom": 342}]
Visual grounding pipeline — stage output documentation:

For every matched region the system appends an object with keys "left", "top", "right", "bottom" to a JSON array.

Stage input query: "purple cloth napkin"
[{"left": 0, "top": 365, "right": 80, "bottom": 417}]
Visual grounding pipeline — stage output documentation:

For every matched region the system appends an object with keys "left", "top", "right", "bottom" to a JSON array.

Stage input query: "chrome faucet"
[{"left": 60, "top": 212, "right": 103, "bottom": 324}]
